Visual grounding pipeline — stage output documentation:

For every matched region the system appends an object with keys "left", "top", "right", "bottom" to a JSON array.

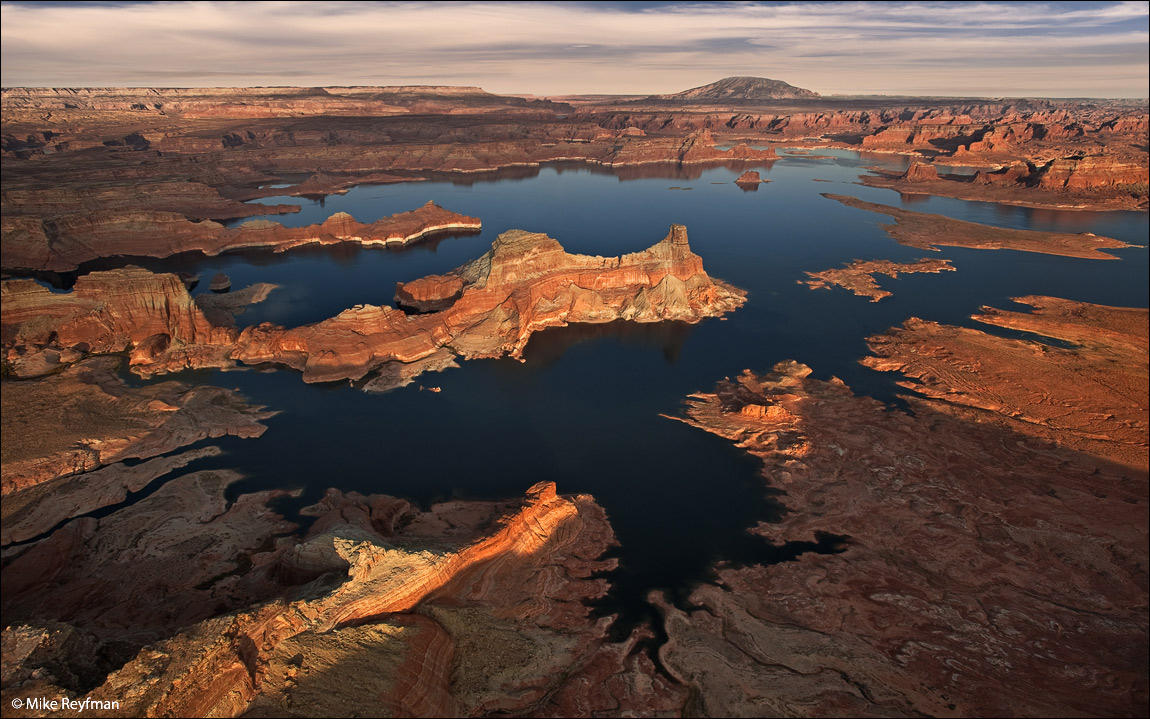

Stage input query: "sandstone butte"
[
  {"left": 661, "top": 297, "right": 1147, "bottom": 717},
  {"left": 1, "top": 200, "right": 481, "bottom": 273},
  {"left": 1, "top": 225, "right": 746, "bottom": 390},
  {"left": 1, "top": 481, "right": 685, "bottom": 717},
  {"left": 733, "top": 170, "right": 768, "bottom": 186}
]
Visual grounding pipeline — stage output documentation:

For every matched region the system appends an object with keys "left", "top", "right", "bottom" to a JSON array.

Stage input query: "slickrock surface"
[
  {"left": 864, "top": 297, "right": 1149, "bottom": 472},
  {"left": 2, "top": 482, "right": 686, "bottom": 717},
  {"left": 0, "top": 357, "right": 273, "bottom": 498},
  {"left": 1, "top": 469, "right": 297, "bottom": 646},
  {"left": 826, "top": 194, "right": 1136, "bottom": 259},
  {"left": 667, "top": 347, "right": 1147, "bottom": 716},
  {"left": 801, "top": 257, "right": 955, "bottom": 301},
  {"left": 2, "top": 226, "right": 744, "bottom": 389},
  {"left": 394, "top": 273, "right": 465, "bottom": 313},
  {"left": 1, "top": 200, "right": 480, "bottom": 272}
]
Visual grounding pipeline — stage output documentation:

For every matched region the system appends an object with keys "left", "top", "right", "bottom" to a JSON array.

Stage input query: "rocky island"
[{"left": 2, "top": 225, "right": 745, "bottom": 390}]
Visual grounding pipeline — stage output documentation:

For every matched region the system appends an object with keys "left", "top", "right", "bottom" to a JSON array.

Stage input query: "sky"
[{"left": 1, "top": 1, "right": 1147, "bottom": 97}]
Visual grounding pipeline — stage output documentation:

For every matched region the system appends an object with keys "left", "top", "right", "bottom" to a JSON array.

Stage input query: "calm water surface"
[{"left": 74, "top": 151, "right": 1150, "bottom": 626}]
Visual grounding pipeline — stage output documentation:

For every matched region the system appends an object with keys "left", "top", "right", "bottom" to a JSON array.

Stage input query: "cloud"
[{"left": 1, "top": 1, "right": 1146, "bottom": 96}]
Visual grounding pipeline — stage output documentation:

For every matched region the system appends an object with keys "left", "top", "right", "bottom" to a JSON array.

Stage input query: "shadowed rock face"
[
  {"left": 2, "top": 225, "right": 745, "bottom": 390},
  {"left": 661, "top": 298, "right": 1147, "bottom": 717},
  {"left": 0, "top": 356, "right": 274, "bottom": 502},
  {"left": 6, "top": 482, "right": 684, "bottom": 717}
]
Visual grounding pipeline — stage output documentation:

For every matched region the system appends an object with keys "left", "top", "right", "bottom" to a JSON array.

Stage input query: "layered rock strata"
[
  {"left": 0, "top": 357, "right": 273, "bottom": 498},
  {"left": 2, "top": 483, "right": 687, "bottom": 717},
  {"left": 801, "top": 257, "right": 955, "bottom": 301},
  {"left": 826, "top": 194, "right": 1135, "bottom": 259},
  {"left": 667, "top": 304, "right": 1147, "bottom": 716},
  {"left": 2, "top": 226, "right": 745, "bottom": 390},
  {"left": 1, "top": 469, "right": 297, "bottom": 647},
  {"left": 861, "top": 154, "right": 1148, "bottom": 211},
  {"left": 864, "top": 297, "right": 1148, "bottom": 472},
  {"left": 2, "top": 201, "right": 481, "bottom": 272}
]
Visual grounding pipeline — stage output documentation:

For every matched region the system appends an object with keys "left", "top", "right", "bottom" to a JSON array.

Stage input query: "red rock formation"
[
  {"left": 1, "top": 201, "right": 481, "bottom": 272},
  {"left": 6, "top": 90, "right": 1143, "bottom": 271},
  {"left": 863, "top": 298, "right": 1148, "bottom": 472},
  {"left": 901, "top": 160, "right": 939, "bottom": 182},
  {"left": 826, "top": 194, "right": 1134, "bottom": 257},
  {"left": 666, "top": 337, "right": 1147, "bottom": 715},
  {"left": 801, "top": 257, "right": 955, "bottom": 301},
  {"left": 1, "top": 269, "right": 253, "bottom": 374},
  {"left": 3, "top": 226, "right": 745, "bottom": 389},
  {"left": 19, "top": 482, "right": 679, "bottom": 718},
  {"left": 734, "top": 170, "right": 765, "bottom": 185},
  {"left": 0, "top": 356, "right": 273, "bottom": 500},
  {"left": 863, "top": 151, "right": 1148, "bottom": 209},
  {"left": 236, "top": 170, "right": 420, "bottom": 200},
  {"left": 236, "top": 224, "right": 744, "bottom": 385},
  {"left": 394, "top": 273, "right": 465, "bottom": 313},
  {"left": 1, "top": 469, "right": 297, "bottom": 645},
  {"left": 1035, "top": 154, "right": 1149, "bottom": 191},
  {"left": 973, "top": 160, "right": 1033, "bottom": 186},
  {"left": 606, "top": 128, "right": 777, "bottom": 166}
]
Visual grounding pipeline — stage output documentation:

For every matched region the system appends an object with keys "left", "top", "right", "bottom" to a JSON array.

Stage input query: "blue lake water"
[{"left": 67, "top": 151, "right": 1150, "bottom": 628}]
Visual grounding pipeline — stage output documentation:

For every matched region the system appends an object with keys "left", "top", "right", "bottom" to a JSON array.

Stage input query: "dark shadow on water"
[{"left": 522, "top": 320, "right": 696, "bottom": 367}]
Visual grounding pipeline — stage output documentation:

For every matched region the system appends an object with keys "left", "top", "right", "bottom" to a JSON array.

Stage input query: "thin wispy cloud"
[{"left": 1, "top": 1, "right": 1146, "bottom": 96}]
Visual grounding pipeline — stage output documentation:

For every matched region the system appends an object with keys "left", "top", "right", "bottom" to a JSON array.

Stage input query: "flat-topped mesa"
[
  {"left": 4, "top": 226, "right": 744, "bottom": 388},
  {"left": 734, "top": 170, "right": 768, "bottom": 186},
  {"left": 1, "top": 201, "right": 480, "bottom": 273},
  {"left": 901, "top": 161, "right": 939, "bottom": 182},
  {"left": 607, "top": 129, "right": 777, "bottom": 166},
  {"left": 654, "top": 76, "right": 820, "bottom": 102}
]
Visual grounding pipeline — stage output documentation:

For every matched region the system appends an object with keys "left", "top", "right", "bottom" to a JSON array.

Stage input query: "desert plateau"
[{"left": 1, "top": 2, "right": 1147, "bottom": 718}]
